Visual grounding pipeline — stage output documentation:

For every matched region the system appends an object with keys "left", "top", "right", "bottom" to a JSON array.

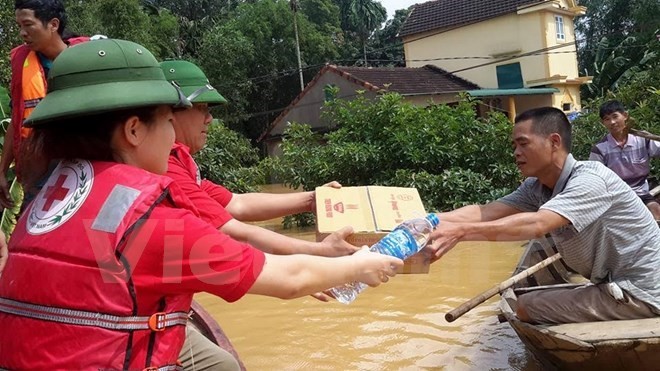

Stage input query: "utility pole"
[{"left": 291, "top": 0, "right": 305, "bottom": 92}]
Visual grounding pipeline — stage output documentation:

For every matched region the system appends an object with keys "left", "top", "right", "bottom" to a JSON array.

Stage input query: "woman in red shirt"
[{"left": 0, "top": 39, "right": 402, "bottom": 370}]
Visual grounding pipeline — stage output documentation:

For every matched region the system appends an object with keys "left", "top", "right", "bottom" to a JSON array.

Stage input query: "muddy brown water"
[{"left": 194, "top": 186, "right": 542, "bottom": 370}]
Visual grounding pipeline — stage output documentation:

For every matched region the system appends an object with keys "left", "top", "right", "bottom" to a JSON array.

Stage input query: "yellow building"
[{"left": 399, "top": 0, "right": 591, "bottom": 120}]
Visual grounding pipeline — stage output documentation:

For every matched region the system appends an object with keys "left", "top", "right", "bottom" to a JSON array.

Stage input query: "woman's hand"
[{"left": 353, "top": 247, "right": 403, "bottom": 287}]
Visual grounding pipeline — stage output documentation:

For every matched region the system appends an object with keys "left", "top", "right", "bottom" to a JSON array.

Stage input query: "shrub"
[
  {"left": 194, "top": 120, "right": 265, "bottom": 193},
  {"left": 266, "top": 92, "right": 521, "bottom": 221}
]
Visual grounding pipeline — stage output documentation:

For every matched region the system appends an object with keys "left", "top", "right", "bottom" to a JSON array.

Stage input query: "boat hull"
[{"left": 499, "top": 238, "right": 660, "bottom": 371}]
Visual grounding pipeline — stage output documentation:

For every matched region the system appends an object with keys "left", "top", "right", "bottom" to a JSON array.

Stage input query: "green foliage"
[
  {"left": 368, "top": 8, "right": 409, "bottom": 67},
  {"left": 197, "top": 0, "right": 341, "bottom": 140},
  {"left": 194, "top": 120, "right": 265, "bottom": 193},
  {"left": 0, "top": 177, "right": 23, "bottom": 237},
  {"left": 0, "top": 87, "right": 10, "bottom": 120},
  {"left": 334, "top": 0, "right": 386, "bottom": 64},
  {"left": 266, "top": 93, "right": 521, "bottom": 214},
  {"left": 575, "top": 0, "right": 660, "bottom": 99},
  {"left": 0, "top": 0, "right": 20, "bottom": 86},
  {"left": 66, "top": 0, "right": 179, "bottom": 59}
]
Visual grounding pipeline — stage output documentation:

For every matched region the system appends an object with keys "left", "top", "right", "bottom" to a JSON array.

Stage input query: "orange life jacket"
[
  {"left": 0, "top": 159, "right": 191, "bottom": 370},
  {"left": 9, "top": 37, "right": 89, "bottom": 179}
]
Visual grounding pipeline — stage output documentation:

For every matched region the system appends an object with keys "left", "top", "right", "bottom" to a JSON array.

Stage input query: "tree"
[
  {"left": 0, "top": 0, "right": 21, "bottom": 86},
  {"left": 575, "top": 0, "right": 660, "bottom": 99},
  {"left": 66, "top": 0, "right": 179, "bottom": 59},
  {"left": 368, "top": 8, "right": 410, "bottom": 67},
  {"left": 197, "top": 0, "right": 341, "bottom": 140},
  {"left": 336, "top": 0, "right": 386, "bottom": 65},
  {"left": 195, "top": 120, "right": 265, "bottom": 193},
  {"left": 144, "top": 0, "right": 235, "bottom": 57}
]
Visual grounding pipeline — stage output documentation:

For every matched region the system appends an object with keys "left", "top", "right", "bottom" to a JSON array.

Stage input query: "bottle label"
[{"left": 373, "top": 229, "right": 416, "bottom": 260}]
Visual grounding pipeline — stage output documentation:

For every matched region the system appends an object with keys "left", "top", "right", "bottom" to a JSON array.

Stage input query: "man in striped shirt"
[
  {"left": 589, "top": 100, "right": 660, "bottom": 219},
  {"left": 428, "top": 107, "right": 660, "bottom": 324}
]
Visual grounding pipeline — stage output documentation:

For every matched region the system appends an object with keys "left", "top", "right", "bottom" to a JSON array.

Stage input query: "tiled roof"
[
  {"left": 399, "top": 0, "right": 544, "bottom": 38},
  {"left": 333, "top": 64, "right": 480, "bottom": 94},
  {"left": 258, "top": 64, "right": 480, "bottom": 141}
]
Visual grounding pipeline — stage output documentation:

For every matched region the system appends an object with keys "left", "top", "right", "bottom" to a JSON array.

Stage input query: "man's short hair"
[
  {"left": 515, "top": 107, "right": 572, "bottom": 151},
  {"left": 15, "top": 0, "right": 67, "bottom": 36},
  {"left": 599, "top": 100, "right": 627, "bottom": 119}
]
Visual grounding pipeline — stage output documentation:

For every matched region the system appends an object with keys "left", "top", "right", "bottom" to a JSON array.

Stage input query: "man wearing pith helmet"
[{"left": 163, "top": 60, "right": 360, "bottom": 369}]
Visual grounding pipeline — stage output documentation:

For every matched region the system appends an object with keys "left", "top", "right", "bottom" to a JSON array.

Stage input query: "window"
[
  {"left": 562, "top": 103, "right": 572, "bottom": 111},
  {"left": 496, "top": 63, "right": 524, "bottom": 89},
  {"left": 555, "top": 15, "right": 565, "bottom": 41}
]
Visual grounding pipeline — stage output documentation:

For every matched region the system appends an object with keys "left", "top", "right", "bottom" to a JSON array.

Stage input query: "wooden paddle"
[
  {"left": 445, "top": 253, "right": 562, "bottom": 322},
  {"left": 629, "top": 128, "right": 660, "bottom": 141}
]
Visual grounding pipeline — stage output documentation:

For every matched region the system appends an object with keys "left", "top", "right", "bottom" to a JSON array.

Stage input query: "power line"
[
  {"left": 231, "top": 40, "right": 650, "bottom": 123},
  {"left": 230, "top": 43, "right": 580, "bottom": 122},
  {"left": 242, "top": 43, "right": 647, "bottom": 85}
]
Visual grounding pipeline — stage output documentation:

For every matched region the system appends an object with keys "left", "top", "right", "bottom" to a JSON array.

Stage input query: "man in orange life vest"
[{"left": 0, "top": 0, "right": 89, "bottom": 209}]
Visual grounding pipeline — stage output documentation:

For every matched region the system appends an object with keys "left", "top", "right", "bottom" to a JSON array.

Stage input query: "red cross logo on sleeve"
[{"left": 42, "top": 174, "right": 70, "bottom": 212}]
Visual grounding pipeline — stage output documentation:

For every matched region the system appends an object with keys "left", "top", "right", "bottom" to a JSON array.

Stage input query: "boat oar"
[
  {"left": 445, "top": 253, "right": 562, "bottom": 322},
  {"left": 629, "top": 128, "right": 660, "bottom": 141}
]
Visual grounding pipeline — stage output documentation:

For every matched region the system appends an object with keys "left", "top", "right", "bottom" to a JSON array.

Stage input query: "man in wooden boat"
[
  {"left": 428, "top": 107, "right": 660, "bottom": 325},
  {"left": 589, "top": 99, "right": 660, "bottom": 220},
  {"left": 160, "top": 60, "right": 362, "bottom": 369}
]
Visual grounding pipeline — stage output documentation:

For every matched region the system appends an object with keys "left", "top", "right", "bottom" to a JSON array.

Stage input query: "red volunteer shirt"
[{"left": 168, "top": 143, "right": 234, "bottom": 228}]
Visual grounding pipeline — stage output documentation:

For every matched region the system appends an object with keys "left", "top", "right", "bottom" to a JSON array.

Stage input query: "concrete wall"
[
  {"left": 267, "top": 73, "right": 378, "bottom": 137},
  {"left": 403, "top": 0, "right": 582, "bottom": 95}
]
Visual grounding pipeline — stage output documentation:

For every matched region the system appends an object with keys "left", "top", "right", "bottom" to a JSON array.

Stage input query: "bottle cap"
[{"left": 426, "top": 213, "right": 440, "bottom": 228}]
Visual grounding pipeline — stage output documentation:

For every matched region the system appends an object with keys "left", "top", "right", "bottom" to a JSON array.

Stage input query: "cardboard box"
[{"left": 315, "top": 186, "right": 431, "bottom": 274}]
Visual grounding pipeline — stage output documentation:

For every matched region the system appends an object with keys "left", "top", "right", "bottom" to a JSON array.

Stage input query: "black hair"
[
  {"left": 20, "top": 106, "right": 160, "bottom": 188},
  {"left": 514, "top": 107, "right": 572, "bottom": 151},
  {"left": 599, "top": 100, "right": 627, "bottom": 119},
  {"left": 15, "top": 0, "right": 67, "bottom": 36}
]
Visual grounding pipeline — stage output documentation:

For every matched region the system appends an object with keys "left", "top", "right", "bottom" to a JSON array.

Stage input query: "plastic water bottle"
[{"left": 330, "top": 213, "right": 440, "bottom": 304}]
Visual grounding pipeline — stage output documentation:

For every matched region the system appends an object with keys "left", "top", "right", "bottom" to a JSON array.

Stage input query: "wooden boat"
[
  {"left": 189, "top": 301, "right": 247, "bottom": 371},
  {"left": 498, "top": 237, "right": 660, "bottom": 371}
]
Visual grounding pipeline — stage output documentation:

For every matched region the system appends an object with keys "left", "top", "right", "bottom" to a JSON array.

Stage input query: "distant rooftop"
[
  {"left": 331, "top": 64, "right": 480, "bottom": 94},
  {"left": 399, "top": 0, "right": 544, "bottom": 38}
]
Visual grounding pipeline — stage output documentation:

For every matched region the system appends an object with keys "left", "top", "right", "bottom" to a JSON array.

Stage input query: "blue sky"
[{"left": 378, "top": 0, "right": 421, "bottom": 19}]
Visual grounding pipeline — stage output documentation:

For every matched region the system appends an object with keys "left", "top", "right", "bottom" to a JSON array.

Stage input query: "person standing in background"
[{"left": 0, "top": 0, "right": 89, "bottom": 209}]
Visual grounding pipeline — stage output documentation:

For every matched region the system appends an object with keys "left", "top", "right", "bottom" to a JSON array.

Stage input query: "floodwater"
[{"left": 194, "top": 186, "right": 542, "bottom": 370}]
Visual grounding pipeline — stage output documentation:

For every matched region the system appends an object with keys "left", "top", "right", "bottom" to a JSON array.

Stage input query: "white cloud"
[{"left": 377, "top": 0, "right": 421, "bottom": 19}]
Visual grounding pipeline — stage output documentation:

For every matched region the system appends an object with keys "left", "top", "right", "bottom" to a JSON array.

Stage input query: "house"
[
  {"left": 399, "top": 0, "right": 591, "bottom": 118},
  {"left": 258, "top": 64, "right": 480, "bottom": 157}
]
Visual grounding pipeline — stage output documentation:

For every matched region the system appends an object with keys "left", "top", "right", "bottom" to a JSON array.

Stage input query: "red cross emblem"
[{"left": 42, "top": 174, "right": 70, "bottom": 212}]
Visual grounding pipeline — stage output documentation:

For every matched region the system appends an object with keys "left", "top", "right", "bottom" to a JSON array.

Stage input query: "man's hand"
[
  {"left": 0, "top": 232, "right": 8, "bottom": 277},
  {"left": 308, "top": 181, "right": 342, "bottom": 213},
  {"left": 0, "top": 173, "right": 14, "bottom": 209},
  {"left": 426, "top": 221, "right": 463, "bottom": 263},
  {"left": 321, "top": 181, "right": 341, "bottom": 189},
  {"left": 319, "top": 226, "right": 360, "bottom": 257}
]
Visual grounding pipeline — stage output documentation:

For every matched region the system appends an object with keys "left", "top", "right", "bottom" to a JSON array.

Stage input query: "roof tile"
[
  {"left": 399, "top": 0, "right": 544, "bottom": 38},
  {"left": 332, "top": 64, "right": 480, "bottom": 94}
]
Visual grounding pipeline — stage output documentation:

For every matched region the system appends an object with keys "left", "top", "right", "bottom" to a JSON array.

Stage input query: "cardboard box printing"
[{"left": 315, "top": 186, "right": 431, "bottom": 274}]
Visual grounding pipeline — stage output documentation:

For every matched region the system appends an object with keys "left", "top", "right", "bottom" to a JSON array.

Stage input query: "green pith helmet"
[
  {"left": 160, "top": 60, "right": 227, "bottom": 106},
  {"left": 25, "top": 39, "right": 191, "bottom": 127}
]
